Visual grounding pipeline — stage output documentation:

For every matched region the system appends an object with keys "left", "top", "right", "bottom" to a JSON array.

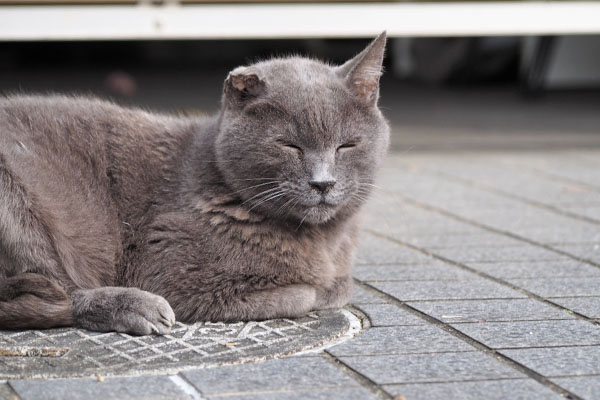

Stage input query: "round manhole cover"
[{"left": 0, "top": 309, "right": 360, "bottom": 379}]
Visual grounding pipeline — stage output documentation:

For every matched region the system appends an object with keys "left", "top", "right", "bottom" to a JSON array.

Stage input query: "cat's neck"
[{"left": 175, "top": 115, "right": 223, "bottom": 199}]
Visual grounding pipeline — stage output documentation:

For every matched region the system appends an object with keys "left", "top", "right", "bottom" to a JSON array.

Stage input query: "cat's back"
[
  {"left": 0, "top": 94, "right": 194, "bottom": 200},
  {"left": 0, "top": 94, "right": 176, "bottom": 151},
  {"left": 0, "top": 95, "right": 142, "bottom": 208}
]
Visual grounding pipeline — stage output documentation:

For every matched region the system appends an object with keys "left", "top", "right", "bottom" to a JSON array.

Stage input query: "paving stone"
[
  {"left": 354, "top": 304, "right": 426, "bottom": 326},
  {"left": 363, "top": 207, "right": 479, "bottom": 236},
  {"left": 384, "top": 379, "right": 564, "bottom": 400},
  {"left": 390, "top": 232, "right": 524, "bottom": 249},
  {"left": 451, "top": 320, "right": 600, "bottom": 349},
  {"left": 462, "top": 211, "right": 582, "bottom": 232},
  {"left": 0, "top": 382, "right": 18, "bottom": 400},
  {"left": 518, "top": 226, "right": 600, "bottom": 244},
  {"left": 500, "top": 346, "right": 600, "bottom": 376},
  {"left": 355, "top": 234, "right": 435, "bottom": 265},
  {"left": 328, "top": 326, "right": 472, "bottom": 357},
  {"left": 205, "top": 387, "right": 379, "bottom": 400},
  {"left": 551, "top": 375, "right": 600, "bottom": 400},
  {"left": 561, "top": 205, "right": 600, "bottom": 221},
  {"left": 353, "top": 262, "right": 480, "bottom": 282},
  {"left": 430, "top": 246, "right": 568, "bottom": 263},
  {"left": 432, "top": 163, "right": 595, "bottom": 213},
  {"left": 553, "top": 243, "right": 600, "bottom": 264},
  {"left": 507, "top": 278, "right": 600, "bottom": 297},
  {"left": 409, "top": 299, "right": 575, "bottom": 323},
  {"left": 523, "top": 163, "right": 600, "bottom": 189},
  {"left": 181, "top": 358, "right": 357, "bottom": 396},
  {"left": 466, "top": 260, "right": 600, "bottom": 279},
  {"left": 371, "top": 280, "right": 526, "bottom": 301},
  {"left": 350, "top": 285, "right": 387, "bottom": 304},
  {"left": 9, "top": 376, "right": 188, "bottom": 400},
  {"left": 339, "top": 352, "right": 523, "bottom": 385},
  {"left": 385, "top": 224, "right": 481, "bottom": 237},
  {"left": 550, "top": 297, "right": 600, "bottom": 319}
]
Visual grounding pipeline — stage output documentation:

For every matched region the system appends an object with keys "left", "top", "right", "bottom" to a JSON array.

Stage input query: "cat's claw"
[
  {"left": 119, "top": 296, "right": 174, "bottom": 335},
  {"left": 159, "top": 307, "right": 176, "bottom": 327},
  {"left": 137, "top": 293, "right": 176, "bottom": 335}
]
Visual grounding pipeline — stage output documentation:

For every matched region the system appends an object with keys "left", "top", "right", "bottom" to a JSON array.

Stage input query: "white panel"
[{"left": 1, "top": 3, "right": 600, "bottom": 41}]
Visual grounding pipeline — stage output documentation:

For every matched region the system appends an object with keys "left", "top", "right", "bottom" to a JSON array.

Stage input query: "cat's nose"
[{"left": 309, "top": 180, "right": 336, "bottom": 194}]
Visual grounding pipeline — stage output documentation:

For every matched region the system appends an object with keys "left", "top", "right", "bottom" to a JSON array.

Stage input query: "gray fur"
[{"left": 0, "top": 33, "right": 389, "bottom": 334}]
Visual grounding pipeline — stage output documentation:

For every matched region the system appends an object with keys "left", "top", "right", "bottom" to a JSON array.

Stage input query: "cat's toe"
[
  {"left": 156, "top": 298, "right": 176, "bottom": 327},
  {"left": 138, "top": 293, "right": 175, "bottom": 335},
  {"left": 116, "top": 290, "right": 176, "bottom": 335},
  {"left": 117, "top": 315, "right": 167, "bottom": 335}
]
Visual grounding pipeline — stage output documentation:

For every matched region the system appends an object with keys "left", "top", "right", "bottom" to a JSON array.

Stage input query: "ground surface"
[{"left": 3, "top": 146, "right": 600, "bottom": 399}]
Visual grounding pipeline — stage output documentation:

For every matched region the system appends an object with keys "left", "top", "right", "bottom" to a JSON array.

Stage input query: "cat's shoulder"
[
  {"left": 2, "top": 93, "right": 123, "bottom": 113},
  {"left": 0, "top": 94, "right": 184, "bottom": 127}
]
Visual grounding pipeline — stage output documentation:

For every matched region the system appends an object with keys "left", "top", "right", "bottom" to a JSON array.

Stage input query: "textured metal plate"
[{"left": 0, "top": 310, "right": 353, "bottom": 379}]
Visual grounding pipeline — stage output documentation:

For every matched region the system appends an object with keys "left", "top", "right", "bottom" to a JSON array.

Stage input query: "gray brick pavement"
[
  {"left": 201, "top": 387, "right": 380, "bottom": 400},
  {"left": 550, "top": 297, "right": 600, "bottom": 319},
  {"left": 551, "top": 376, "right": 600, "bottom": 400},
  {"left": 0, "top": 382, "right": 18, "bottom": 400},
  {"left": 9, "top": 376, "right": 189, "bottom": 400},
  {"left": 338, "top": 352, "right": 525, "bottom": 385},
  {"left": 500, "top": 346, "right": 600, "bottom": 376},
  {"left": 450, "top": 320, "right": 600, "bottom": 348},
  {"left": 353, "top": 303, "right": 426, "bottom": 326},
  {"left": 408, "top": 299, "right": 576, "bottom": 323},
  {"left": 384, "top": 379, "right": 564, "bottom": 400},
  {"left": 465, "top": 260, "right": 600, "bottom": 279},
  {"left": 506, "top": 277, "right": 600, "bottom": 297},
  {"left": 353, "top": 262, "right": 480, "bottom": 282},
  {"left": 327, "top": 326, "right": 472, "bottom": 356},
  {"left": 371, "top": 279, "right": 527, "bottom": 301},
  {"left": 181, "top": 358, "right": 359, "bottom": 396}
]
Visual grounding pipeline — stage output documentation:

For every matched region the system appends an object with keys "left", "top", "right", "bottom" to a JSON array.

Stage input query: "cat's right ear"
[
  {"left": 223, "top": 67, "right": 266, "bottom": 107},
  {"left": 336, "top": 31, "right": 387, "bottom": 107}
]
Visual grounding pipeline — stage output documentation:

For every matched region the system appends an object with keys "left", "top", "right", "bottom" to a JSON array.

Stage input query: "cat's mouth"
[
  {"left": 295, "top": 200, "right": 339, "bottom": 224},
  {"left": 317, "top": 199, "right": 336, "bottom": 207}
]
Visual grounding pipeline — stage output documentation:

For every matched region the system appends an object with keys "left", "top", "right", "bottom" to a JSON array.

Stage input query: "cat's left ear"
[
  {"left": 224, "top": 67, "right": 266, "bottom": 106},
  {"left": 336, "top": 31, "right": 386, "bottom": 106}
]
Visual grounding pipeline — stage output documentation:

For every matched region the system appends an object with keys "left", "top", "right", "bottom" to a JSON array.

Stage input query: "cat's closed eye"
[
  {"left": 337, "top": 142, "right": 357, "bottom": 152},
  {"left": 279, "top": 142, "right": 303, "bottom": 155}
]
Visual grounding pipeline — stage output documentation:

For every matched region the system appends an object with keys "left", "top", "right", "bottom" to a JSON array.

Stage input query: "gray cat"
[{"left": 0, "top": 33, "right": 389, "bottom": 335}]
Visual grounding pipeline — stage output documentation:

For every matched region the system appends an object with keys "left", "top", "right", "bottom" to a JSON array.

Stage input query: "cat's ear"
[
  {"left": 336, "top": 31, "right": 386, "bottom": 106},
  {"left": 224, "top": 67, "right": 266, "bottom": 106}
]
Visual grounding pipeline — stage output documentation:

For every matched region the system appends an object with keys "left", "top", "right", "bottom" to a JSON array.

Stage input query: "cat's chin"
[{"left": 297, "top": 204, "right": 338, "bottom": 225}]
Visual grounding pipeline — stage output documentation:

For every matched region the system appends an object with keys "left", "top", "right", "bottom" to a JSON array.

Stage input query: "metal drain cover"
[{"left": 0, "top": 309, "right": 357, "bottom": 379}]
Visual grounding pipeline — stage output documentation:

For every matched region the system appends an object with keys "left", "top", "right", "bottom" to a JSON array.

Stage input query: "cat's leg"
[
  {"left": 71, "top": 287, "right": 176, "bottom": 335},
  {"left": 0, "top": 273, "right": 73, "bottom": 329},
  {"left": 0, "top": 275, "right": 177, "bottom": 334},
  {"left": 314, "top": 275, "right": 353, "bottom": 310},
  {"left": 0, "top": 154, "right": 68, "bottom": 284},
  {"left": 179, "top": 284, "right": 317, "bottom": 322},
  {"left": 0, "top": 156, "right": 83, "bottom": 329}
]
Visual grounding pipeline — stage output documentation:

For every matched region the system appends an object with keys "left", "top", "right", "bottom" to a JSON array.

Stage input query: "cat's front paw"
[
  {"left": 72, "top": 287, "right": 176, "bottom": 335},
  {"left": 314, "top": 276, "right": 353, "bottom": 310},
  {"left": 113, "top": 289, "right": 176, "bottom": 335}
]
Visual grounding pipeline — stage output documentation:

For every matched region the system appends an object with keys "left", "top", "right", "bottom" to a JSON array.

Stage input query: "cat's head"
[{"left": 215, "top": 32, "right": 389, "bottom": 225}]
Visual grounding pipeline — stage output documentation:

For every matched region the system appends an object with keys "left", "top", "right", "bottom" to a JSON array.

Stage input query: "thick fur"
[{"left": 0, "top": 33, "right": 389, "bottom": 334}]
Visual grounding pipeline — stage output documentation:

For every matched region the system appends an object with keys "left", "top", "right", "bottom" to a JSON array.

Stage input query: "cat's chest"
[{"left": 193, "top": 200, "right": 349, "bottom": 283}]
